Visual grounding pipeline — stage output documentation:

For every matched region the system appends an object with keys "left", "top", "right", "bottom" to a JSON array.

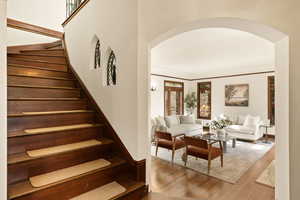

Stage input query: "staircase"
[{"left": 7, "top": 40, "right": 147, "bottom": 200}]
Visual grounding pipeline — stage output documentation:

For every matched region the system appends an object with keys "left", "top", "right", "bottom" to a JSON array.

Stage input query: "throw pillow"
[
  {"left": 238, "top": 115, "right": 247, "bottom": 125},
  {"left": 155, "top": 116, "right": 167, "bottom": 127},
  {"left": 164, "top": 115, "right": 180, "bottom": 127},
  {"left": 243, "top": 115, "right": 260, "bottom": 129},
  {"left": 180, "top": 115, "right": 195, "bottom": 124}
]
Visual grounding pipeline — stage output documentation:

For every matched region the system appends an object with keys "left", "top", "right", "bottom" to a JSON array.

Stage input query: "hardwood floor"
[{"left": 144, "top": 146, "right": 275, "bottom": 200}]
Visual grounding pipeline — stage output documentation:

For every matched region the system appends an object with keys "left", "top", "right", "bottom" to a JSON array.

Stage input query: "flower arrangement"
[
  {"left": 184, "top": 92, "right": 197, "bottom": 114},
  {"left": 210, "top": 118, "right": 232, "bottom": 130}
]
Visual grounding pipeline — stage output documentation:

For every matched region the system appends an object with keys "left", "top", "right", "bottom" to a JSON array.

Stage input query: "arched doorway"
[{"left": 147, "top": 18, "right": 289, "bottom": 200}]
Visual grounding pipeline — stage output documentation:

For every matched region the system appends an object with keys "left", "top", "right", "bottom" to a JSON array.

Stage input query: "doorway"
[
  {"left": 147, "top": 18, "right": 289, "bottom": 200},
  {"left": 164, "top": 81, "right": 184, "bottom": 116}
]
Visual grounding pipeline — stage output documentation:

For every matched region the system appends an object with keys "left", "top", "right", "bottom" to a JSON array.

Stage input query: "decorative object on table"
[
  {"left": 210, "top": 118, "right": 232, "bottom": 132},
  {"left": 94, "top": 40, "right": 101, "bottom": 69},
  {"left": 107, "top": 49, "right": 117, "bottom": 86},
  {"left": 184, "top": 92, "right": 197, "bottom": 115},
  {"left": 225, "top": 84, "right": 249, "bottom": 106},
  {"left": 197, "top": 82, "right": 211, "bottom": 119}
]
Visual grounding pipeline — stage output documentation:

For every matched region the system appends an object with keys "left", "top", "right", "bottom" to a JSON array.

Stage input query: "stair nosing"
[
  {"left": 8, "top": 138, "right": 113, "bottom": 165},
  {"left": 8, "top": 64, "right": 69, "bottom": 73},
  {"left": 8, "top": 157, "right": 125, "bottom": 200},
  {"left": 8, "top": 123, "right": 104, "bottom": 138},
  {"left": 8, "top": 97, "right": 82, "bottom": 101},
  {"left": 8, "top": 58, "right": 66, "bottom": 65},
  {"left": 8, "top": 74, "right": 75, "bottom": 81},
  {"left": 20, "top": 48, "right": 64, "bottom": 53},
  {"left": 8, "top": 110, "right": 94, "bottom": 117},
  {"left": 8, "top": 84, "right": 79, "bottom": 90}
]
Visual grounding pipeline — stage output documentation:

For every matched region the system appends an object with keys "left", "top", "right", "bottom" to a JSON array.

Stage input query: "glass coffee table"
[{"left": 193, "top": 133, "right": 237, "bottom": 153}]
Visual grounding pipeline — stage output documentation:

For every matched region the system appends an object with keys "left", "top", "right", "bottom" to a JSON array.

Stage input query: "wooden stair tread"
[
  {"left": 30, "top": 159, "right": 111, "bottom": 188},
  {"left": 8, "top": 123, "right": 102, "bottom": 138},
  {"left": 8, "top": 138, "right": 113, "bottom": 164},
  {"left": 8, "top": 53, "right": 65, "bottom": 58},
  {"left": 21, "top": 48, "right": 64, "bottom": 52},
  {"left": 8, "top": 97, "right": 81, "bottom": 101},
  {"left": 27, "top": 139, "right": 102, "bottom": 158},
  {"left": 70, "top": 181, "right": 126, "bottom": 200},
  {"left": 8, "top": 157, "right": 125, "bottom": 199},
  {"left": 8, "top": 64, "right": 69, "bottom": 72},
  {"left": 8, "top": 110, "right": 94, "bottom": 117},
  {"left": 8, "top": 84, "right": 79, "bottom": 90},
  {"left": 8, "top": 57, "right": 66, "bottom": 65},
  {"left": 8, "top": 74, "right": 75, "bottom": 81}
]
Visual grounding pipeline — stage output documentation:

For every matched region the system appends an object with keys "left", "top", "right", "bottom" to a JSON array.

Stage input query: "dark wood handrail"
[
  {"left": 7, "top": 18, "right": 63, "bottom": 39},
  {"left": 62, "top": 0, "right": 90, "bottom": 27}
]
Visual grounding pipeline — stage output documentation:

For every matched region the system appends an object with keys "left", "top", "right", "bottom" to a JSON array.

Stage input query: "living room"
[{"left": 150, "top": 27, "right": 276, "bottom": 198}]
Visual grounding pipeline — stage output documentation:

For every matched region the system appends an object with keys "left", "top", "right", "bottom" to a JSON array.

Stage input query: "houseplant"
[{"left": 184, "top": 92, "right": 197, "bottom": 115}]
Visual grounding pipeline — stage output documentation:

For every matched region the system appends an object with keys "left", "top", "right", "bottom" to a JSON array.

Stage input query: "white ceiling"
[{"left": 151, "top": 28, "right": 275, "bottom": 79}]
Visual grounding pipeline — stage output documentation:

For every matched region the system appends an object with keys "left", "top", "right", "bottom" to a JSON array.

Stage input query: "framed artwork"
[
  {"left": 164, "top": 81, "right": 184, "bottom": 116},
  {"left": 225, "top": 84, "right": 249, "bottom": 106}
]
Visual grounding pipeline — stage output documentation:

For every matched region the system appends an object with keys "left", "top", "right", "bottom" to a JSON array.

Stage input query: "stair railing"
[{"left": 63, "top": 0, "right": 90, "bottom": 27}]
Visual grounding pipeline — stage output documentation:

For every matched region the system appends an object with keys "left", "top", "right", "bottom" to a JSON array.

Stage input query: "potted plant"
[{"left": 184, "top": 92, "right": 197, "bottom": 115}]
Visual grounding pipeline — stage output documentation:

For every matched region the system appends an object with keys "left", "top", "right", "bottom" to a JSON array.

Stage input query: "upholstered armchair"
[
  {"left": 155, "top": 131, "right": 185, "bottom": 163},
  {"left": 183, "top": 136, "right": 223, "bottom": 174}
]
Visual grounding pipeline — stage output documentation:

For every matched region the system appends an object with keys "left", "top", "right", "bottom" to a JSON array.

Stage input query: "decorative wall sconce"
[{"left": 151, "top": 82, "right": 157, "bottom": 92}]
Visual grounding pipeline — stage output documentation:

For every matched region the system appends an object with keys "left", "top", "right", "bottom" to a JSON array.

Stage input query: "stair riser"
[
  {"left": 8, "top": 144, "right": 113, "bottom": 185},
  {"left": 8, "top": 87, "right": 80, "bottom": 98},
  {"left": 122, "top": 185, "right": 148, "bottom": 200},
  {"left": 8, "top": 112, "right": 95, "bottom": 132},
  {"left": 10, "top": 163, "right": 128, "bottom": 200},
  {"left": 8, "top": 127, "right": 103, "bottom": 155},
  {"left": 8, "top": 76, "right": 76, "bottom": 88},
  {"left": 8, "top": 66, "right": 73, "bottom": 79},
  {"left": 8, "top": 100, "right": 87, "bottom": 114},
  {"left": 8, "top": 55, "right": 67, "bottom": 64},
  {"left": 21, "top": 50, "right": 64, "bottom": 56},
  {"left": 8, "top": 58, "right": 68, "bottom": 72}
]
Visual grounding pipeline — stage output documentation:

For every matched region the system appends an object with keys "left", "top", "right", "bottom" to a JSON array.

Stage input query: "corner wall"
[{"left": 0, "top": 0, "right": 7, "bottom": 199}]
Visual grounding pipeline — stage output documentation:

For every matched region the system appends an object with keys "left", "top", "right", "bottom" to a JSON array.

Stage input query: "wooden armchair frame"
[
  {"left": 155, "top": 131, "right": 185, "bottom": 163},
  {"left": 184, "top": 136, "right": 223, "bottom": 174}
]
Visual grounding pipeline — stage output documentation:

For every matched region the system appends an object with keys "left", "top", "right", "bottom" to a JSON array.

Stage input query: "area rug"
[
  {"left": 151, "top": 140, "right": 273, "bottom": 184},
  {"left": 256, "top": 160, "right": 275, "bottom": 188}
]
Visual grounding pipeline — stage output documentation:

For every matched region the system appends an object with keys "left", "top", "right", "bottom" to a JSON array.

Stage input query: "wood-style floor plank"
[{"left": 144, "top": 146, "right": 275, "bottom": 200}]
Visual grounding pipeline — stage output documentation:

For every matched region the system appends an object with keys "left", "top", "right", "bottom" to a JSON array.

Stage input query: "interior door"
[{"left": 164, "top": 81, "right": 184, "bottom": 116}]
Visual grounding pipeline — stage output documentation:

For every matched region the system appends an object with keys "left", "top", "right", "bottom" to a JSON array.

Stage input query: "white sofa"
[
  {"left": 151, "top": 115, "right": 203, "bottom": 140},
  {"left": 224, "top": 115, "right": 264, "bottom": 141}
]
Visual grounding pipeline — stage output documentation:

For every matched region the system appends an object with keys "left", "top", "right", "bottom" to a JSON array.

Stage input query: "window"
[
  {"left": 197, "top": 82, "right": 211, "bottom": 119},
  {"left": 66, "top": 0, "right": 84, "bottom": 18},
  {"left": 164, "top": 81, "right": 184, "bottom": 116}
]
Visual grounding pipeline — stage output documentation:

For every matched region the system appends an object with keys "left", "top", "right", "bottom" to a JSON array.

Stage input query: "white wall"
[
  {"left": 203, "top": 73, "right": 274, "bottom": 122},
  {"left": 151, "top": 73, "right": 274, "bottom": 123},
  {"left": 150, "top": 75, "right": 196, "bottom": 118},
  {"left": 0, "top": 0, "right": 7, "bottom": 199},
  {"left": 64, "top": 0, "right": 139, "bottom": 159},
  {"left": 7, "top": 0, "right": 65, "bottom": 45}
]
